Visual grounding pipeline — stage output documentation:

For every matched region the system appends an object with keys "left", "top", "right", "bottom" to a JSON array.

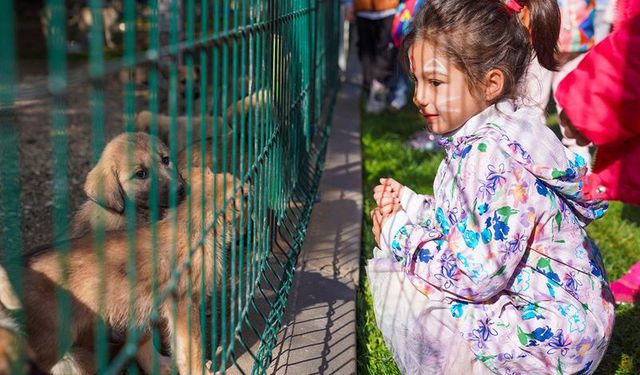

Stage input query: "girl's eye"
[
  {"left": 429, "top": 80, "right": 443, "bottom": 87},
  {"left": 135, "top": 169, "right": 149, "bottom": 179},
  {"left": 161, "top": 156, "right": 170, "bottom": 165}
]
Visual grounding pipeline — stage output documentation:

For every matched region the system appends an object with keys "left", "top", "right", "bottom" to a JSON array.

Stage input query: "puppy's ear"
[{"left": 84, "top": 164, "right": 126, "bottom": 214}]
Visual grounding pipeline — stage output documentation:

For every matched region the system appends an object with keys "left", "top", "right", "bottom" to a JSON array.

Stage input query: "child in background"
[
  {"left": 367, "top": 0, "right": 615, "bottom": 374},
  {"left": 524, "top": 0, "right": 597, "bottom": 167}
]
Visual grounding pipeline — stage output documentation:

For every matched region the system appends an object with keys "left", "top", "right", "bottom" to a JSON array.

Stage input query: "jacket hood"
[{"left": 439, "top": 101, "right": 608, "bottom": 226}]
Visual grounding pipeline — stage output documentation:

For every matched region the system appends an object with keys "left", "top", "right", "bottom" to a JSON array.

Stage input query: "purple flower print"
[
  {"left": 563, "top": 271, "right": 583, "bottom": 299},
  {"left": 547, "top": 329, "right": 572, "bottom": 356},
  {"left": 470, "top": 318, "right": 498, "bottom": 349}
]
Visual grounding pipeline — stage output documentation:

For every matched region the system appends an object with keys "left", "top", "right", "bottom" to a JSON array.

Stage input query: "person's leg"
[
  {"left": 338, "top": 4, "right": 350, "bottom": 80},
  {"left": 366, "top": 15, "right": 396, "bottom": 113},
  {"left": 356, "top": 16, "right": 375, "bottom": 91},
  {"left": 373, "top": 14, "right": 397, "bottom": 87},
  {"left": 388, "top": 62, "right": 409, "bottom": 110},
  {"left": 366, "top": 258, "right": 493, "bottom": 374}
]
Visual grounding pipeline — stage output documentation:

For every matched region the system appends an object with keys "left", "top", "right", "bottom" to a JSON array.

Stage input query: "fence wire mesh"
[{"left": 0, "top": 0, "right": 340, "bottom": 373}]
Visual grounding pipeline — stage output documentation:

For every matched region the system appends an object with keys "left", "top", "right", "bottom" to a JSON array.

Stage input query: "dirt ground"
[{"left": 11, "top": 60, "right": 128, "bottom": 251}]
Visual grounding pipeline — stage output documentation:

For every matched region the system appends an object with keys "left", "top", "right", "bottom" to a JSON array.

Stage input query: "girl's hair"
[{"left": 401, "top": 0, "right": 560, "bottom": 103}]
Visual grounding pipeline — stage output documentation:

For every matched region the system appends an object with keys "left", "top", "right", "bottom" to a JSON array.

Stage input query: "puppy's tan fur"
[
  {"left": 70, "top": 132, "right": 185, "bottom": 239},
  {"left": 22, "top": 168, "right": 245, "bottom": 374},
  {"left": 135, "top": 111, "right": 229, "bottom": 153},
  {"left": 70, "top": 132, "right": 183, "bottom": 374},
  {"left": 0, "top": 266, "right": 22, "bottom": 375},
  {"left": 135, "top": 89, "right": 270, "bottom": 154},
  {"left": 0, "top": 310, "right": 20, "bottom": 375}
]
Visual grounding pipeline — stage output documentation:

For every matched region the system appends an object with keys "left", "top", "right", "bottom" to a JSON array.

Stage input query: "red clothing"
[{"left": 555, "top": 1, "right": 640, "bottom": 205}]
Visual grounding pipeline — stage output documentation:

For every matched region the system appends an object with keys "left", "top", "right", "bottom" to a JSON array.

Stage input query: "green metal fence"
[{"left": 0, "top": 0, "right": 340, "bottom": 373}]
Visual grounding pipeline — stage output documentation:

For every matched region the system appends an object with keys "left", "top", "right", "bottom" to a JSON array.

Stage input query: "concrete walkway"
[{"left": 267, "top": 60, "right": 363, "bottom": 374}]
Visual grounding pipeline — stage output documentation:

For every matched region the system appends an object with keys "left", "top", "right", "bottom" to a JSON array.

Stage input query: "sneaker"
[{"left": 366, "top": 80, "right": 388, "bottom": 114}]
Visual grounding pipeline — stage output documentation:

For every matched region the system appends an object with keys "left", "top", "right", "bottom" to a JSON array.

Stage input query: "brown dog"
[
  {"left": 70, "top": 132, "right": 186, "bottom": 239},
  {"left": 21, "top": 168, "right": 246, "bottom": 375},
  {"left": 69, "top": 132, "right": 184, "bottom": 374}
]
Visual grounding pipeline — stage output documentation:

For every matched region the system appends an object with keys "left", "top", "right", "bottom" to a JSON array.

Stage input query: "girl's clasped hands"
[{"left": 370, "top": 177, "right": 404, "bottom": 244}]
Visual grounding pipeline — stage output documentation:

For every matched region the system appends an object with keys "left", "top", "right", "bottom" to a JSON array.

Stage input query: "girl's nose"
[{"left": 413, "top": 86, "right": 429, "bottom": 109}]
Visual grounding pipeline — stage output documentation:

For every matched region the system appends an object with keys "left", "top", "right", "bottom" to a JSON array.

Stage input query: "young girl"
[{"left": 367, "top": 0, "right": 615, "bottom": 374}]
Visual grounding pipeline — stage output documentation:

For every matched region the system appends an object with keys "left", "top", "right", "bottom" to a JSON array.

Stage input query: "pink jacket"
[{"left": 555, "top": 0, "right": 640, "bottom": 204}]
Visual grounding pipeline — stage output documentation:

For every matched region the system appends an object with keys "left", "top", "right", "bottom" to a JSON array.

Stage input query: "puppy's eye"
[
  {"left": 135, "top": 169, "right": 148, "bottom": 179},
  {"left": 161, "top": 156, "right": 170, "bottom": 165}
]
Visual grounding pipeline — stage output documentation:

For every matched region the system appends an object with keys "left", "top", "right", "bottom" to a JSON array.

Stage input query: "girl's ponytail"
[{"left": 523, "top": 0, "right": 561, "bottom": 71}]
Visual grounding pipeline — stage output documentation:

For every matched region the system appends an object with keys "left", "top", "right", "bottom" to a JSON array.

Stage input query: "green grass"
[{"left": 356, "top": 105, "right": 640, "bottom": 375}]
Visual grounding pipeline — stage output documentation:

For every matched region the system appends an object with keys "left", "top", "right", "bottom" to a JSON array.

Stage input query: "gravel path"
[{"left": 11, "top": 61, "right": 127, "bottom": 251}]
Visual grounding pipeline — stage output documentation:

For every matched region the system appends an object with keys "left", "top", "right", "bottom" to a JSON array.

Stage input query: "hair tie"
[{"left": 503, "top": 0, "right": 523, "bottom": 14}]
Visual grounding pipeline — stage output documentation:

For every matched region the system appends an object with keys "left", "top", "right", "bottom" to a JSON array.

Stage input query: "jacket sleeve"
[
  {"left": 399, "top": 186, "right": 437, "bottom": 227},
  {"left": 380, "top": 139, "right": 546, "bottom": 302},
  {"left": 555, "top": 14, "right": 640, "bottom": 146}
]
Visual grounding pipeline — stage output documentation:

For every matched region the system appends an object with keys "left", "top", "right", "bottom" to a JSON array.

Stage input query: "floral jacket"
[{"left": 380, "top": 102, "right": 615, "bottom": 374}]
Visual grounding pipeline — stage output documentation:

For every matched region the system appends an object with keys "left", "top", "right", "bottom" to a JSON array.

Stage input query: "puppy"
[
  {"left": 22, "top": 168, "right": 246, "bottom": 375},
  {"left": 70, "top": 132, "right": 186, "bottom": 239},
  {"left": 69, "top": 132, "right": 184, "bottom": 374},
  {"left": 135, "top": 110, "right": 229, "bottom": 153},
  {"left": 135, "top": 89, "right": 270, "bottom": 154}
]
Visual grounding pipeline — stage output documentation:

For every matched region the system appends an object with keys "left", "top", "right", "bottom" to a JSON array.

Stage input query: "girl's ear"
[{"left": 484, "top": 69, "right": 505, "bottom": 103}]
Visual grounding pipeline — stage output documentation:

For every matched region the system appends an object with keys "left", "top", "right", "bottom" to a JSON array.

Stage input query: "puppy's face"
[{"left": 85, "top": 132, "right": 186, "bottom": 214}]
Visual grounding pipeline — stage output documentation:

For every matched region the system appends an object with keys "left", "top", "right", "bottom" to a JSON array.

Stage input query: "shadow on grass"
[
  {"left": 596, "top": 303, "right": 640, "bottom": 375},
  {"left": 621, "top": 204, "right": 640, "bottom": 225}
]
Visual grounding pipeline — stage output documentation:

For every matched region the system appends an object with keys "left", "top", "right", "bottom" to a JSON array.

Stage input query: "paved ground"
[{"left": 267, "top": 28, "right": 363, "bottom": 375}]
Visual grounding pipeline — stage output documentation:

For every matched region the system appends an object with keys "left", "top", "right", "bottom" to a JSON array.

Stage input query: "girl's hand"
[
  {"left": 373, "top": 177, "right": 404, "bottom": 207},
  {"left": 371, "top": 208, "right": 383, "bottom": 245},
  {"left": 370, "top": 204, "right": 402, "bottom": 246}
]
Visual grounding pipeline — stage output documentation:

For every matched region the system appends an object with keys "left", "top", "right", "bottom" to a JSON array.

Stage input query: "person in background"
[
  {"left": 523, "top": 0, "right": 596, "bottom": 167},
  {"left": 555, "top": 0, "right": 640, "bottom": 304},
  {"left": 354, "top": 0, "right": 400, "bottom": 113}
]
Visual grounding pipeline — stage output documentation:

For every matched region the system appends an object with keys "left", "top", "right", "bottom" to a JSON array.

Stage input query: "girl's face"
[{"left": 410, "top": 39, "right": 488, "bottom": 135}]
